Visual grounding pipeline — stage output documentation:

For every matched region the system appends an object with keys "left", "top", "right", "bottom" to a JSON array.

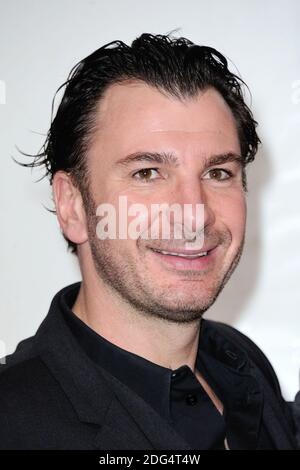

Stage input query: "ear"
[{"left": 52, "top": 171, "right": 88, "bottom": 247}]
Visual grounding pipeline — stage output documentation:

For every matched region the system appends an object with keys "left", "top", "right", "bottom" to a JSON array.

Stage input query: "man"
[{"left": 0, "top": 33, "right": 296, "bottom": 449}]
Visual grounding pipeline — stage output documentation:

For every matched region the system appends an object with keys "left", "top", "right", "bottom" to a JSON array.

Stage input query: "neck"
[{"left": 72, "top": 273, "right": 201, "bottom": 372}]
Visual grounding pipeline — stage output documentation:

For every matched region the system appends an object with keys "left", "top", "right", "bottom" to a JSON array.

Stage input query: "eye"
[
  {"left": 132, "top": 168, "right": 160, "bottom": 182},
  {"left": 203, "top": 168, "right": 233, "bottom": 181}
]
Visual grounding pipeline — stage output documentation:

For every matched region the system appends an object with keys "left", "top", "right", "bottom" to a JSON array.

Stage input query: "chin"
[{"left": 156, "top": 286, "right": 215, "bottom": 309}]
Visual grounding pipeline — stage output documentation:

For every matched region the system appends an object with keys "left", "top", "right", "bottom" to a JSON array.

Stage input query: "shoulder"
[
  {"left": 203, "top": 319, "right": 282, "bottom": 396},
  {"left": 0, "top": 338, "right": 75, "bottom": 448},
  {"left": 0, "top": 342, "right": 57, "bottom": 397},
  {"left": 0, "top": 335, "right": 48, "bottom": 387},
  {"left": 0, "top": 334, "right": 61, "bottom": 402},
  {"left": 204, "top": 320, "right": 297, "bottom": 433}
]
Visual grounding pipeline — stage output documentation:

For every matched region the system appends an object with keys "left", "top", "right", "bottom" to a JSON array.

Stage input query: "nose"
[{"left": 170, "top": 177, "right": 216, "bottom": 239}]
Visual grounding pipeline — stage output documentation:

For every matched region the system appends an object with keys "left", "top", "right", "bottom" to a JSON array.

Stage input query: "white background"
[{"left": 0, "top": 0, "right": 299, "bottom": 400}]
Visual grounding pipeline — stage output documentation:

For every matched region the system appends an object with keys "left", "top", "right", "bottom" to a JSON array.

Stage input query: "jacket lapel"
[
  {"left": 34, "top": 301, "right": 190, "bottom": 450},
  {"left": 94, "top": 368, "right": 192, "bottom": 450}
]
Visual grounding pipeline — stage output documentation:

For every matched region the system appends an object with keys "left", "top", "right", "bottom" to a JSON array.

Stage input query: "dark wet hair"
[{"left": 21, "top": 32, "right": 260, "bottom": 254}]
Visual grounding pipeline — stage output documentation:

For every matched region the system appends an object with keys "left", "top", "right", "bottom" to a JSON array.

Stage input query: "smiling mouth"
[
  {"left": 150, "top": 248, "right": 210, "bottom": 259},
  {"left": 148, "top": 246, "right": 217, "bottom": 271}
]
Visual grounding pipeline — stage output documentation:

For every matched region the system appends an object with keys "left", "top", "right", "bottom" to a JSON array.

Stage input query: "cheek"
[
  {"left": 113, "top": 190, "right": 158, "bottom": 236},
  {"left": 215, "top": 192, "right": 246, "bottom": 241}
]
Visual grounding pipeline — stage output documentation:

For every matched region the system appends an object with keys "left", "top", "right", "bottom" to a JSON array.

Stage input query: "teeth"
[{"left": 153, "top": 249, "right": 208, "bottom": 258}]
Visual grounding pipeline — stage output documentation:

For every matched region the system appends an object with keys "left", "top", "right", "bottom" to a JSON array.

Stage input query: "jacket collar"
[{"left": 33, "top": 283, "right": 192, "bottom": 450}]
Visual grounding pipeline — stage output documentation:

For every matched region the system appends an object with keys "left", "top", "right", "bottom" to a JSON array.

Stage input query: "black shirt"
[{"left": 60, "top": 283, "right": 275, "bottom": 450}]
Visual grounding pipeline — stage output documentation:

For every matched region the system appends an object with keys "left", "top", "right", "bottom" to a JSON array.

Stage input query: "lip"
[{"left": 148, "top": 246, "right": 218, "bottom": 271}]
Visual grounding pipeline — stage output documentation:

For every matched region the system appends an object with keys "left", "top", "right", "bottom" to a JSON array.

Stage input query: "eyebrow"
[
  {"left": 206, "top": 152, "right": 243, "bottom": 166},
  {"left": 115, "top": 151, "right": 242, "bottom": 168},
  {"left": 115, "top": 151, "right": 180, "bottom": 167}
]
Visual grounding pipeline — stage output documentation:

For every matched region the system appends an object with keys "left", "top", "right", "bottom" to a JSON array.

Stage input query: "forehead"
[{"left": 90, "top": 81, "right": 240, "bottom": 161}]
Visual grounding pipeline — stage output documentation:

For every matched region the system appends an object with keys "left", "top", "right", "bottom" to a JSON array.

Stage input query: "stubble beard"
[{"left": 84, "top": 193, "right": 245, "bottom": 325}]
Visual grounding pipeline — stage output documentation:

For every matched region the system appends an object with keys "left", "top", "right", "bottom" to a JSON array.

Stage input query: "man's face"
[{"left": 84, "top": 82, "right": 246, "bottom": 323}]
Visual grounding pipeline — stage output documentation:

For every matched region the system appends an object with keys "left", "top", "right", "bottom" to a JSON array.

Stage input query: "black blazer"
[
  {"left": 0, "top": 296, "right": 296, "bottom": 450},
  {"left": 293, "top": 391, "right": 300, "bottom": 448}
]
